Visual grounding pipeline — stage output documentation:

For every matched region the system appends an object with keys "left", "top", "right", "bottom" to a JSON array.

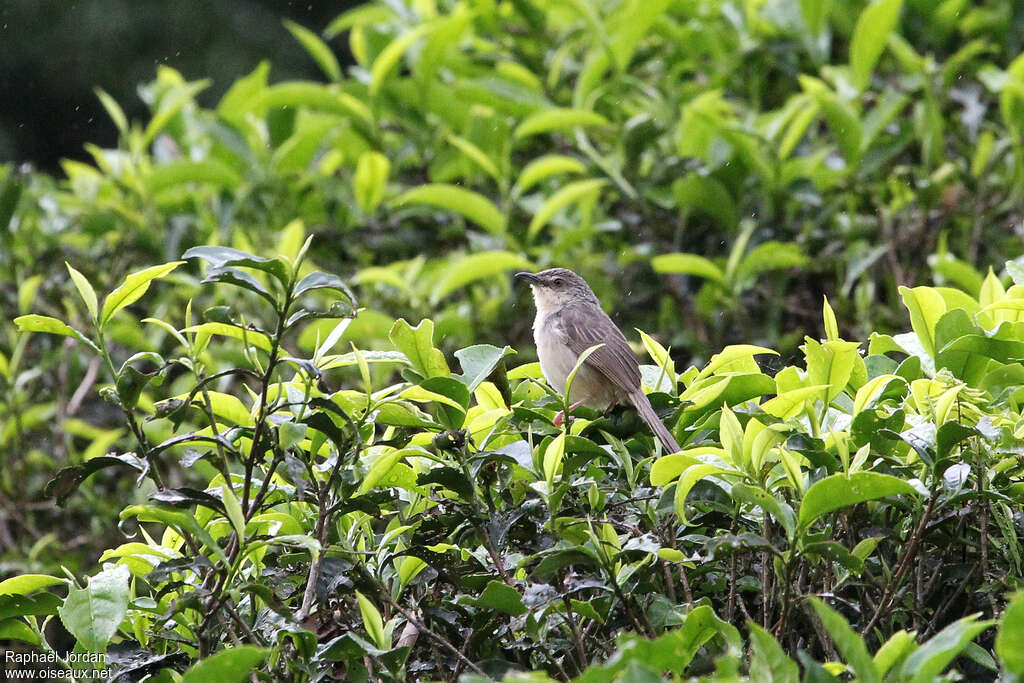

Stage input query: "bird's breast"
[
  {"left": 534, "top": 313, "right": 573, "bottom": 395},
  {"left": 533, "top": 312, "right": 619, "bottom": 410}
]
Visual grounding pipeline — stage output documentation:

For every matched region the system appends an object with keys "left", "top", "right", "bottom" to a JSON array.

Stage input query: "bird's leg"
[{"left": 553, "top": 400, "right": 587, "bottom": 428}]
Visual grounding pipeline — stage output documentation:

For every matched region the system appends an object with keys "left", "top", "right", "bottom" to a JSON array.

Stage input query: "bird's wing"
[{"left": 553, "top": 302, "right": 642, "bottom": 392}]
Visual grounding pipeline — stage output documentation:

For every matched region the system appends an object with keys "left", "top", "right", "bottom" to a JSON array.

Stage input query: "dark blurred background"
[{"left": 0, "top": 0, "right": 359, "bottom": 173}]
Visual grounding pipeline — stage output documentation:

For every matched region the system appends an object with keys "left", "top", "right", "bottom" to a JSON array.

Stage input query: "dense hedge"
[{"left": 3, "top": 0, "right": 1024, "bottom": 680}]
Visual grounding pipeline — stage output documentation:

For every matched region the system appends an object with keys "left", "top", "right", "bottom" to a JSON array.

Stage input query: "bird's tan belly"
[{"left": 536, "top": 331, "right": 621, "bottom": 410}]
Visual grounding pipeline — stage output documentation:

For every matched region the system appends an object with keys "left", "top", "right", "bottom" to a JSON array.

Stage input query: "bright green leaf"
[
  {"left": 850, "top": 0, "right": 904, "bottom": 90},
  {"left": 100, "top": 262, "right": 184, "bottom": 327},
  {"left": 392, "top": 184, "right": 506, "bottom": 236},
  {"left": 181, "top": 646, "right": 269, "bottom": 683},
  {"left": 514, "top": 108, "right": 609, "bottom": 139},
  {"left": 799, "top": 472, "right": 917, "bottom": 529}
]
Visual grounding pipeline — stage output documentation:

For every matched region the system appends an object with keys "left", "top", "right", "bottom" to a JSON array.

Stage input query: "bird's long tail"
[{"left": 628, "top": 390, "right": 680, "bottom": 453}]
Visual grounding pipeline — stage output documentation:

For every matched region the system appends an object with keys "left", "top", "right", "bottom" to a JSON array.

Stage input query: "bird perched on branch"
[{"left": 516, "top": 268, "right": 680, "bottom": 453}]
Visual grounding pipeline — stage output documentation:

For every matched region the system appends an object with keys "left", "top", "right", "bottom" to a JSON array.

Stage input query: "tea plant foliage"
[{"left": 2, "top": 0, "right": 1024, "bottom": 681}]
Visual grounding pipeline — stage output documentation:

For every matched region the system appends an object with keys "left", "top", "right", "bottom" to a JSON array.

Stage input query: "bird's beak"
[{"left": 515, "top": 272, "right": 542, "bottom": 285}]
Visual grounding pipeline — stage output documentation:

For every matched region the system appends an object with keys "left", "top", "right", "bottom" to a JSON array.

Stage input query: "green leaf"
[
  {"left": 696, "top": 345, "right": 778, "bottom": 380},
  {"left": 900, "top": 614, "right": 994, "bottom": 683},
  {"left": 460, "top": 580, "right": 527, "bottom": 616},
  {"left": 182, "top": 323, "right": 273, "bottom": 353},
  {"left": 719, "top": 404, "right": 744, "bottom": 465},
  {"left": 543, "top": 431, "right": 567, "bottom": 485},
  {"left": 201, "top": 267, "right": 276, "bottom": 306},
  {"left": 736, "top": 242, "right": 808, "bottom": 283},
  {"left": 527, "top": 178, "right": 607, "bottom": 240},
  {"left": 359, "top": 448, "right": 416, "bottom": 494},
  {"left": 852, "top": 374, "right": 904, "bottom": 414},
  {"left": 355, "top": 590, "right": 388, "bottom": 649},
  {"left": 293, "top": 271, "right": 357, "bottom": 302},
  {"left": 732, "top": 483, "right": 796, "bottom": 540},
  {"left": 930, "top": 253, "right": 984, "bottom": 297},
  {"left": 217, "top": 60, "right": 269, "bottom": 123},
  {"left": 0, "top": 574, "right": 65, "bottom": 596},
  {"left": 814, "top": 89, "right": 863, "bottom": 165},
  {"left": 809, "top": 597, "right": 880, "bottom": 683},
  {"left": 514, "top": 108, "right": 609, "bottom": 139},
  {"left": 649, "top": 451, "right": 703, "bottom": 486},
  {"left": 389, "top": 318, "right": 450, "bottom": 379},
  {"left": 94, "top": 87, "right": 128, "bottom": 135},
  {"left": 284, "top": 19, "right": 342, "bottom": 82},
  {"left": 323, "top": 4, "right": 395, "bottom": 38},
  {"left": 760, "top": 385, "right": 830, "bottom": 419},
  {"left": 672, "top": 175, "right": 737, "bottom": 229},
  {"left": 353, "top": 151, "right": 390, "bottom": 214},
  {"left": 574, "top": 605, "right": 740, "bottom": 681},
  {"left": 100, "top": 262, "right": 184, "bottom": 327},
  {"left": 147, "top": 159, "right": 243, "bottom": 194},
  {"left": 651, "top": 253, "right": 726, "bottom": 286},
  {"left": 120, "top": 504, "right": 227, "bottom": 564},
  {"left": 399, "top": 385, "right": 465, "bottom": 411},
  {"left": 874, "top": 630, "right": 918, "bottom": 675},
  {"left": 799, "top": 0, "right": 831, "bottom": 38},
  {"left": 938, "top": 328, "right": 1024, "bottom": 365},
  {"left": 255, "top": 82, "right": 372, "bottom": 124},
  {"left": 180, "top": 646, "right": 269, "bottom": 683},
  {"left": 13, "top": 315, "right": 101, "bottom": 354},
  {"left": 823, "top": 296, "right": 839, "bottom": 341},
  {"left": 514, "top": 155, "right": 586, "bottom": 195},
  {"left": 448, "top": 134, "right": 501, "bottom": 181},
  {"left": 370, "top": 24, "right": 435, "bottom": 96},
  {"left": 58, "top": 564, "right": 131, "bottom": 652},
  {"left": 454, "top": 344, "right": 515, "bottom": 391},
  {"left": 392, "top": 184, "right": 506, "bottom": 236},
  {"left": 674, "top": 463, "right": 730, "bottom": 525},
  {"left": 799, "top": 472, "right": 917, "bottom": 529},
  {"left": 996, "top": 592, "right": 1024, "bottom": 675},
  {"left": 606, "top": 0, "right": 672, "bottom": 68},
  {"left": 182, "top": 246, "right": 290, "bottom": 286},
  {"left": 804, "top": 338, "right": 860, "bottom": 404},
  {"left": 432, "top": 251, "right": 533, "bottom": 303},
  {"left": 221, "top": 483, "right": 246, "bottom": 542},
  {"left": 849, "top": 0, "right": 904, "bottom": 90},
  {"left": 899, "top": 285, "right": 947, "bottom": 359},
  {"left": 0, "top": 593, "right": 62, "bottom": 621},
  {"left": 143, "top": 78, "right": 210, "bottom": 145},
  {"left": 637, "top": 328, "right": 675, "bottom": 388},
  {"left": 0, "top": 618, "right": 40, "bottom": 645},
  {"left": 749, "top": 622, "right": 799, "bottom": 683}
]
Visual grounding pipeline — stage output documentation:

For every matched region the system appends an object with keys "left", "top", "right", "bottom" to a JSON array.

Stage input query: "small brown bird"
[{"left": 516, "top": 268, "right": 680, "bottom": 453}]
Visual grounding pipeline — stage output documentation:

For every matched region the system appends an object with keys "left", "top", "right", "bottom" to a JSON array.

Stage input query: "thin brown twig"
[
  {"left": 861, "top": 491, "right": 937, "bottom": 638},
  {"left": 382, "top": 593, "right": 490, "bottom": 679}
]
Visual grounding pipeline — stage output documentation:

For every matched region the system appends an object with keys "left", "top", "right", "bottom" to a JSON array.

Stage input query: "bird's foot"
[{"left": 553, "top": 400, "right": 587, "bottom": 428}]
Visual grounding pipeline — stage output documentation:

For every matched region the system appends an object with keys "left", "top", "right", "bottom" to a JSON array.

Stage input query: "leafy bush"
[
  {"left": 3, "top": 0, "right": 1024, "bottom": 680},
  {"left": 4, "top": 231, "right": 1024, "bottom": 680}
]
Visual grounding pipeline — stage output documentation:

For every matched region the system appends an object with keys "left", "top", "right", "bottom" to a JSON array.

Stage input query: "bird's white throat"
[{"left": 528, "top": 284, "right": 562, "bottom": 317}]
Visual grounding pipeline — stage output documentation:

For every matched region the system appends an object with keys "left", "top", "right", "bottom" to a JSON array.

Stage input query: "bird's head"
[{"left": 515, "top": 268, "right": 598, "bottom": 312}]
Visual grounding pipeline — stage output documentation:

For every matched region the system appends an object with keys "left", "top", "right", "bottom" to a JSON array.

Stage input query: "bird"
[{"left": 515, "top": 268, "right": 680, "bottom": 453}]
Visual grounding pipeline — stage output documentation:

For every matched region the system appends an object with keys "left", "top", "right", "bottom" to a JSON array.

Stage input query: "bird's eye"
[{"left": 553, "top": 278, "right": 564, "bottom": 287}]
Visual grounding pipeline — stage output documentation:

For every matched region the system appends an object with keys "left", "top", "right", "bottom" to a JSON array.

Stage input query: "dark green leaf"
[
  {"left": 460, "top": 580, "right": 527, "bottom": 616},
  {"left": 202, "top": 266, "right": 277, "bottom": 305},
  {"left": 294, "top": 270, "right": 357, "bottom": 301},
  {"left": 182, "top": 246, "right": 289, "bottom": 286}
]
